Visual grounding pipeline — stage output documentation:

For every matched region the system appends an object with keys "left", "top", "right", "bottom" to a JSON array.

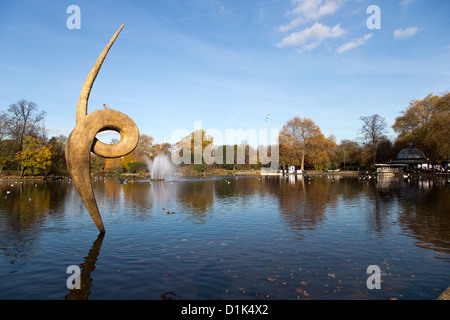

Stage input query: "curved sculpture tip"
[{"left": 76, "top": 23, "right": 125, "bottom": 124}]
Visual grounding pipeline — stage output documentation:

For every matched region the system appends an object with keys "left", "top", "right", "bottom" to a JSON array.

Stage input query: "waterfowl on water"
[
  {"left": 118, "top": 176, "right": 131, "bottom": 184},
  {"left": 162, "top": 208, "right": 175, "bottom": 215}
]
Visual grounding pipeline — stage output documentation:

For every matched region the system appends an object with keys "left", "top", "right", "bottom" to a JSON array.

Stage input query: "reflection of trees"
[
  {"left": 177, "top": 181, "right": 215, "bottom": 223},
  {"left": 173, "top": 177, "right": 270, "bottom": 224},
  {"left": 215, "top": 176, "right": 264, "bottom": 199},
  {"left": 372, "top": 176, "right": 450, "bottom": 256},
  {"left": 101, "top": 178, "right": 121, "bottom": 200},
  {"left": 263, "top": 176, "right": 344, "bottom": 235},
  {"left": 0, "top": 180, "right": 69, "bottom": 262},
  {"left": 99, "top": 178, "right": 218, "bottom": 224},
  {"left": 121, "top": 182, "right": 154, "bottom": 212},
  {"left": 1, "top": 180, "right": 69, "bottom": 229},
  {"left": 394, "top": 178, "right": 450, "bottom": 256},
  {"left": 364, "top": 178, "right": 399, "bottom": 233}
]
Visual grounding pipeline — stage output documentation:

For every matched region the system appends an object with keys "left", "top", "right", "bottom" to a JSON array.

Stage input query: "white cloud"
[
  {"left": 276, "top": 22, "right": 345, "bottom": 51},
  {"left": 393, "top": 27, "right": 419, "bottom": 40},
  {"left": 400, "top": 0, "right": 415, "bottom": 7},
  {"left": 278, "top": 0, "right": 346, "bottom": 32},
  {"left": 297, "top": 42, "right": 321, "bottom": 52},
  {"left": 337, "top": 33, "right": 373, "bottom": 53}
]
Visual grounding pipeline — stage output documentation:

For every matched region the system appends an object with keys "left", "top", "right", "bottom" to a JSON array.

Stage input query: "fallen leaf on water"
[
  {"left": 295, "top": 289, "right": 303, "bottom": 294},
  {"left": 301, "top": 281, "right": 308, "bottom": 286},
  {"left": 328, "top": 273, "right": 336, "bottom": 278},
  {"left": 162, "top": 273, "right": 170, "bottom": 277},
  {"left": 161, "top": 291, "right": 180, "bottom": 300},
  {"left": 267, "top": 277, "right": 276, "bottom": 282}
]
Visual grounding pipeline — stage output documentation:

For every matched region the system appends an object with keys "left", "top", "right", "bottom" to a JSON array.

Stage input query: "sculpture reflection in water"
[
  {"left": 65, "top": 23, "right": 139, "bottom": 233},
  {"left": 65, "top": 233, "right": 105, "bottom": 300},
  {"left": 64, "top": 232, "right": 181, "bottom": 300}
]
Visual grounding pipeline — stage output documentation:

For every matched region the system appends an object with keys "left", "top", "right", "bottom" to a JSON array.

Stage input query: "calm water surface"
[{"left": 0, "top": 175, "right": 449, "bottom": 300}]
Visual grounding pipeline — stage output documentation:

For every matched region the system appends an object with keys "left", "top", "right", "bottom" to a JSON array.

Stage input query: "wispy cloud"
[
  {"left": 275, "top": 0, "right": 378, "bottom": 54},
  {"left": 276, "top": 22, "right": 345, "bottom": 51},
  {"left": 336, "top": 33, "right": 373, "bottom": 53},
  {"left": 400, "top": 0, "right": 415, "bottom": 7},
  {"left": 278, "top": 0, "right": 346, "bottom": 32},
  {"left": 393, "top": 27, "right": 419, "bottom": 40}
]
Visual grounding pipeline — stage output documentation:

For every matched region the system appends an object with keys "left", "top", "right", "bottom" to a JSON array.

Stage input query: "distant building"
[
  {"left": 390, "top": 142, "right": 429, "bottom": 168},
  {"left": 376, "top": 142, "right": 429, "bottom": 175},
  {"left": 375, "top": 163, "right": 405, "bottom": 176}
]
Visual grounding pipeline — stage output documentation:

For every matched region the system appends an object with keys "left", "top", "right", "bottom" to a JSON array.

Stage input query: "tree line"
[
  {"left": 173, "top": 91, "right": 448, "bottom": 173},
  {"left": 1, "top": 92, "right": 448, "bottom": 176},
  {"left": 0, "top": 99, "right": 167, "bottom": 176},
  {"left": 277, "top": 92, "right": 448, "bottom": 171}
]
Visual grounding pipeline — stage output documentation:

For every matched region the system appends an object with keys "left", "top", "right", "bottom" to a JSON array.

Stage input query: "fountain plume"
[{"left": 147, "top": 153, "right": 177, "bottom": 181}]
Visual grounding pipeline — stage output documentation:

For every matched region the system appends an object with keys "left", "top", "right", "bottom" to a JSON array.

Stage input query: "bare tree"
[
  {"left": 359, "top": 114, "right": 387, "bottom": 168},
  {"left": 0, "top": 112, "right": 14, "bottom": 173},
  {"left": 0, "top": 112, "right": 8, "bottom": 142},
  {"left": 5, "top": 99, "right": 46, "bottom": 151}
]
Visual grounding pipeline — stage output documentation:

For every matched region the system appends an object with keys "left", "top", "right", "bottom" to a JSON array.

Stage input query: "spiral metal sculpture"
[{"left": 66, "top": 24, "right": 139, "bottom": 233}]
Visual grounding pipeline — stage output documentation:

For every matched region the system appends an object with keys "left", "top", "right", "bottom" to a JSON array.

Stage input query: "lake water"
[{"left": 0, "top": 174, "right": 449, "bottom": 300}]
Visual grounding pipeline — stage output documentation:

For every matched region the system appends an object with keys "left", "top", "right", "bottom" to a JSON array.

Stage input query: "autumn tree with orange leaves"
[
  {"left": 279, "top": 117, "right": 335, "bottom": 171},
  {"left": 392, "top": 92, "right": 449, "bottom": 161}
]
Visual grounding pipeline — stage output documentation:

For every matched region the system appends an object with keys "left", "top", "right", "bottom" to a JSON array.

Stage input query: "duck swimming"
[
  {"left": 162, "top": 208, "right": 175, "bottom": 215},
  {"left": 118, "top": 176, "right": 131, "bottom": 184}
]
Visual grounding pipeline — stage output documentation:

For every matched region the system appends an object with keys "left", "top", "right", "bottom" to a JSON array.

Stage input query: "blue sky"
[{"left": 1, "top": 0, "right": 449, "bottom": 147}]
